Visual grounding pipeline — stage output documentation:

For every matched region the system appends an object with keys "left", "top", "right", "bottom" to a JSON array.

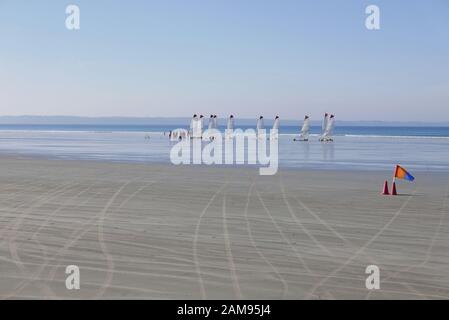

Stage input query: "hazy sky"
[{"left": 1, "top": 0, "right": 448, "bottom": 121}]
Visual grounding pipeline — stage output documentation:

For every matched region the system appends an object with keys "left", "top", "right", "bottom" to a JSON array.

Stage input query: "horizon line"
[{"left": 0, "top": 115, "right": 449, "bottom": 125}]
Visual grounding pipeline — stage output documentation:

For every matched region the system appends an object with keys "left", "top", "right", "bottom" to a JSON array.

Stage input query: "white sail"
[
  {"left": 299, "top": 117, "right": 310, "bottom": 140},
  {"left": 320, "top": 115, "right": 335, "bottom": 141},
  {"left": 326, "top": 116, "right": 335, "bottom": 136},
  {"left": 322, "top": 113, "right": 328, "bottom": 135},
  {"left": 226, "top": 115, "right": 234, "bottom": 139},
  {"left": 208, "top": 115, "right": 215, "bottom": 130},
  {"left": 256, "top": 117, "right": 264, "bottom": 130},
  {"left": 256, "top": 116, "right": 265, "bottom": 138},
  {"left": 213, "top": 115, "right": 218, "bottom": 129},
  {"left": 189, "top": 115, "right": 197, "bottom": 138},
  {"left": 192, "top": 116, "right": 203, "bottom": 138},
  {"left": 189, "top": 116, "right": 196, "bottom": 131},
  {"left": 270, "top": 116, "right": 280, "bottom": 140},
  {"left": 272, "top": 117, "right": 280, "bottom": 130},
  {"left": 227, "top": 116, "right": 234, "bottom": 130},
  {"left": 199, "top": 116, "right": 204, "bottom": 131},
  {"left": 205, "top": 115, "right": 219, "bottom": 140}
]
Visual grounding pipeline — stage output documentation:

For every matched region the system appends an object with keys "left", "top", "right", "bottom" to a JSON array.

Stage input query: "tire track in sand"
[
  {"left": 305, "top": 188, "right": 416, "bottom": 299},
  {"left": 222, "top": 193, "right": 242, "bottom": 299},
  {"left": 244, "top": 182, "right": 288, "bottom": 298},
  {"left": 193, "top": 182, "right": 228, "bottom": 299},
  {"left": 365, "top": 176, "right": 449, "bottom": 299},
  {"left": 294, "top": 195, "right": 423, "bottom": 299}
]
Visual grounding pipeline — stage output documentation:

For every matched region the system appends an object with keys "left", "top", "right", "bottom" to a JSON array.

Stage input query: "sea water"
[{"left": 0, "top": 124, "right": 448, "bottom": 171}]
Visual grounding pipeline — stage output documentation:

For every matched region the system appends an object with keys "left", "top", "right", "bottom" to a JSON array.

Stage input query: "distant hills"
[{"left": 0, "top": 116, "right": 448, "bottom": 127}]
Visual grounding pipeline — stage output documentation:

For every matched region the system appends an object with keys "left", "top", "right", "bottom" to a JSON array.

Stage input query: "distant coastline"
[{"left": 0, "top": 115, "right": 448, "bottom": 127}]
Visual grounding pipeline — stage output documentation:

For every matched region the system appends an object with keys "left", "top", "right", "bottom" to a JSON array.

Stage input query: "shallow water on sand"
[{"left": 0, "top": 129, "right": 448, "bottom": 171}]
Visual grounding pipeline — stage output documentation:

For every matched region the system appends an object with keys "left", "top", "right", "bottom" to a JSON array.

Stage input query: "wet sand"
[{"left": 0, "top": 156, "right": 448, "bottom": 299}]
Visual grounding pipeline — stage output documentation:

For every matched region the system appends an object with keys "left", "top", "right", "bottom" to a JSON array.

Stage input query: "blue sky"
[{"left": 0, "top": 0, "right": 448, "bottom": 121}]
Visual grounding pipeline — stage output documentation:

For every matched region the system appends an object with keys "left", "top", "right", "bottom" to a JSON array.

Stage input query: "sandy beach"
[{"left": 0, "top": 156, "right": 448, "bottom": 299}]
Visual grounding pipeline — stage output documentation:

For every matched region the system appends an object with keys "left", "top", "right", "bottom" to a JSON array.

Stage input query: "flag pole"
[{"left": 392, "top": 165, "right": 397, "bottom": 184}]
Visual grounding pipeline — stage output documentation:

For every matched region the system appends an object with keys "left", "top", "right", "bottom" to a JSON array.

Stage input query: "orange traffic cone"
[
  {"left": 391, "top": 181, "right": 398, "bottom": 196},
  {"left": 382, "top": 180, "right": 390, "bottom": 195}
]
